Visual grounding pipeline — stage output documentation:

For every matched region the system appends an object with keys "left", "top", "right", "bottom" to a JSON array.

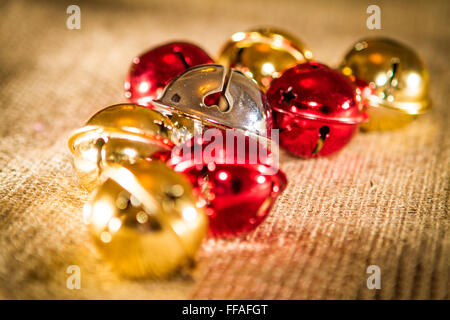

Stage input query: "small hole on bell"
[
  {"left": 231, "top": 179, "right": 242, "bottom": 194},
  {"left": 236, "top": 47, "right": 245, "bottom": 63},
  {"left": 320, "top": 106, "right": 331, "bottom": 114},
  {"left": 95, "top": 137, "right": 106, "bottom": 148},
  {"left": 312, "top": 126, "right": 330, "bottom": 155},
  {"left": 319, "top": 126, "right": 330, "bottom": 137},
  {"left": 281, "top": 87, "right": 296, "bottom": 104},
  {"left": 146, "top": 215, "right": 162, "bottom": 231},
  {"left": 171, "top": 93, "right": 181, "bottom": 103}
]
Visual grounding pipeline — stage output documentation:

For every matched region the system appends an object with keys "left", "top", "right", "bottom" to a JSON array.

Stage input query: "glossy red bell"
[
  {"left": 168, "top": 130, "right": 287, "bottom": 237},
  {"left": 125, "top": 42, "right": 213, "bottom": 107},
  {"left": 267, "top": 62, "right": 367, "bottom": 158}
]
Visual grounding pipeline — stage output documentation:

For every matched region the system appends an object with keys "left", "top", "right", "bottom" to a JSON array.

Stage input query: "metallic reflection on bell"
[
  {"left": 340, "top": 38, "right": 431, "bottom": 130},
  {"left": 68, "top": 104, "right": 180, "bottom": 190},
  {"left": 218, "top": 27, "right": 313, "bottom": 91},
  {"left": 84, "top": 160, "right": 208, "bottom": 278}
]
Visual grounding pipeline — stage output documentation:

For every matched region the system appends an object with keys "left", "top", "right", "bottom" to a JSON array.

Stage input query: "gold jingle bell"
[
  {"left": 68, "top": 104, "right": 187, "bottom": 191},
  {"left": 217, "top": 27, "right": 313, "bottom": 91},
  {"left": 340, "top": 38, "right": 431, "bottom": 130},
  {"left": 84, "top": 160, "right": 208, "bottom": 278}
]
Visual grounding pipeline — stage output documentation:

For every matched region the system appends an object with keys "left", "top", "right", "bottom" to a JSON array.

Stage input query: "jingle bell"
[
  {"left": 267, "top": 62, "right": 367, "bottom": 158},
  {"left": 151, "top": 64, "right": 272, "bottom": 139},
  {"left": 125, "top": 42, "right": 213, "bottom": 107},
  {"left": 340, "top": 38, "right": 431, "bottom": 130},
  {"left": 84, "top": 160, "right": 208, "bottom": 278},
  {"left": 218, "top": 27, "right": 313, "bottom": 91},
  {"left": 68, "top": 104, "right": 177, "bottom": 190},
  {"left": 168, "top": 131, "right": 287, "bottom": 237}
]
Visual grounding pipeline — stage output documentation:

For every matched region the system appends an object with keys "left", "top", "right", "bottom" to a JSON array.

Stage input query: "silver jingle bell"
[{"left": 152, "top": 64, "right": 272, "bottom": 139}]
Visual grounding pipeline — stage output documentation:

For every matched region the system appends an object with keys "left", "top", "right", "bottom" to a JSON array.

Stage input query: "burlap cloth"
[{"left": 0, "top": 0, "right": 448, "bottom": 299}]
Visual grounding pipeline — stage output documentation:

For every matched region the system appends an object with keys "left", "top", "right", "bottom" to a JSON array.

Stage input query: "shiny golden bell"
[
  {"left": 217, "top": 27, "right": 313, "bottom": 91},
  {"left": 68, "top": 104, "right": 185, "bottom": 190},
  {"left": 340, "top": 38, "right": 431, "bottom": 130},
  {"left": 84, "top": 160, "right": 208, "bottom": 278}
]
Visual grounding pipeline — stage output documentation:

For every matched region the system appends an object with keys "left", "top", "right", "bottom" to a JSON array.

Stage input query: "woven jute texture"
[{"left": 0, "top": 0, "right": 448, "bottom": 299}]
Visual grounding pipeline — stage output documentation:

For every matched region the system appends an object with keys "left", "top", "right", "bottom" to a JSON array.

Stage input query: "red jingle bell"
[
  {"left": 267, "top": 62, "right": 367, "bottom": 158},
  {"left": 125, "top": 42, "right": 213, "bottom": 107},
  {"left": 168, "top": 130, "right": 287, "bottom": 237}
]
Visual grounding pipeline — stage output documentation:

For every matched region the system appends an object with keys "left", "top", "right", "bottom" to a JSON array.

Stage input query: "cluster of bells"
[{"left": 68, "top": 27, "right": 431, "bottom": 278}]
